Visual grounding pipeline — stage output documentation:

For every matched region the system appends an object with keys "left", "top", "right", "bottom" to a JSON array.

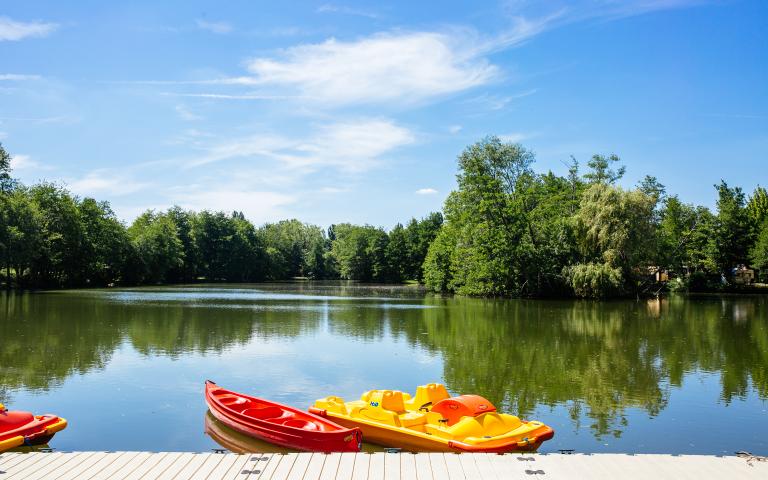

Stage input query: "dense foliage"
[
  {"left": 423, "top": 136, "right": 767, "bottom": 297},
  {"left": 1, "top": 139, "right": 765, "bottom": 296}
]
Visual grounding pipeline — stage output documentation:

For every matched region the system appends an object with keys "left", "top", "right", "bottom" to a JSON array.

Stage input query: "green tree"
[
  {"left": 712, "top": 181, "right": 751, "bottom": 278},
  {"left": 569, "top": 183, "right": 658, "bottom": 296},
  {"left": 166, "top": 206, "right": 199, "bottom": 282},
  {"left": 258, "top": 219, "right": 330, "bottom": 279},
  {"left": 424, "top": 137, "right": 533, "bottom": 295},
  {"left": 747, "top": 186, "right": 768, "bottom": 232},
  {"left": 0, "top": 188, "right": 42, "bottom": 286},
  {"left": 750, "top": 220, "right": 768, "bottom": 280},
  {"left": 77, "top": 198, "right": 132, "bottom": 285},
  {"left": 403, "top": 212, "right": 443, "bottom": 281},
  {"left": 330, "top": 223, "right": 393, "bottom": 282},
  {"left": 0, "top": 143, "right": 14, "bottom": 193},
  {"left": 583, "top": 154, "right": 625, "bottom": 185},
  {"left": 129, "top": 211, "right": 184, "bottom": 283},
  {"left": 27, "top": 183, "right": 87, "bottom": 287}
]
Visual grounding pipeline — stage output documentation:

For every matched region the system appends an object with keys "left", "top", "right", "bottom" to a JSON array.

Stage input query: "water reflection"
[{"left": 1, "top": 286, "right": 766, "bottom": 445}]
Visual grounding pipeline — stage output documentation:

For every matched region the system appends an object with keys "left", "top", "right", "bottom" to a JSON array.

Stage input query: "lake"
[{"left": 1, "top": 284, "right": 766, "bottom": 455}]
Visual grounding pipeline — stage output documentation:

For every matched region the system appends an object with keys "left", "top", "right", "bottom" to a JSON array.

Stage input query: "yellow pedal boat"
[{"left": 310, "top": 383, "right": 554, "bottom": 453}]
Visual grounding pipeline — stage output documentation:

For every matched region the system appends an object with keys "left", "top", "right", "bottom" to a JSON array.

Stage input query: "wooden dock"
[{"left": 1, "top": 451, "right": 766, "bottom": 480}]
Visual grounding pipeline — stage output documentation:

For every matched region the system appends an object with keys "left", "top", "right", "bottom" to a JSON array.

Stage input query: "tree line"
[
  {"left": 0, "top": 143, "right": 442, "bottom": 289},
  {"left": 422, "top": 137, "right": 768, "bottom": 297},
  {"left": 2, "top": 139, "right": 767, "bottom": 297}
]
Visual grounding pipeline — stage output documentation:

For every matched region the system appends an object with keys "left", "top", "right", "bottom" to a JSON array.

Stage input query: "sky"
[{"left": 1, "top": 0, "right": 766, "bottom": 228}]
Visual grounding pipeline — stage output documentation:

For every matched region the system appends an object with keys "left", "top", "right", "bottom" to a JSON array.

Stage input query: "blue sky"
[{"left": 1, "top": 0, "right": 766, "bottom": 228}]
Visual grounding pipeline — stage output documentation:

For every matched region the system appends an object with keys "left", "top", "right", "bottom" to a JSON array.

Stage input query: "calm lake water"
[{"left": 1, "top": 284, "right": 766, "bottom": 455}]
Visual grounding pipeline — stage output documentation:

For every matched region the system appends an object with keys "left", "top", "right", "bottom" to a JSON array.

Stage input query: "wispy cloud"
[
  {"left": 415, "top": 188, "right": 438, "bottom": 195},
  {"left": 10, "top": 154, "right": 42, "bottom": 170},
  {"left": 464, "top": 89, "right": 539, "bottom": 111},
  {"left": 195, "top": 19, "right": 233, "bottom": 34},
  {"left": 0, "top": 16, "right": 57, "bottom": 41},
  {"left": 239, "top": 30, "right": 502, "bottom": 106},
  {"left": 189, "top": 118, "right": 415, "bottom": 173},
  {"left": 0, "top": 74, "right": 42, "bottom": 81},
  {"left": 448, "top": 125, "right": 463, "bottom": 134},
  {"left": 500, "top": 0, "right": 711, "bottom": 32},
  {"left": 171, "top": 188, "right": 296, "bottom": 223},
  {"left": 317, "top": 4, "right": 380, "bottom": 19},
  {"left": 0, "top": 115, "right": 80, "bottom": 125},
  {"left": 161, "top": 92, "right": 292, "bottom": 100},
  {"left": 175, "top": 104, "right": 202, "bottom": 121},
  {"left": 68, "top": 170, "right": 150, "bottom": 197}
]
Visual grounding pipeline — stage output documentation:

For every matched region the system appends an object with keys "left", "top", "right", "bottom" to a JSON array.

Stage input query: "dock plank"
[
  {"left": 285, "top": 452, "right": 311, "bottom": 480},
  {"left": 334, "top": 453, "right": 356, "bottom": 480},
  {"left": 119, "top": 453, "right": 173, "bottom": 480},
  {"left": 94, "top": 452, "right": 149, "bottom": 480},
  {"left": 383, "top": 452, "right": 400, "bottom": 480},
  {"left": 69, "top": 452, "right": 126, "bottom": 480},
  {"left": 442, "top": 454, "right": 465, "bottom": 480},
  {"left": 469, "top": 454, "right": 498, "bottom": 480},
  {"left": 350, "top": 453, "right": 369, "bottom": 480},
  {"left": 302, "top": 453, "right": 326, "bottom": 480},
  {"left": 187, "top": 454, "right": 226, "bottom": 480},
  {"left": 162, "top": 453, "right": 212, "bottom": 480},
  {"left": 318, "top": 453, "right": 342, "bottom": 480},
  {"left": 368, "top": 453, "right": 385, "bottom": 480},
  {"left": 269, "top": 452, "right": 299, "bottom": 480},
  {"left": 1, "top": 451, "right": 766, "bottom": 480},
  {"left": 426, "top": 453, "right": 448, "bottom": 480},
  {"left": 4, "top": 451, "right": 68, "bottom": 480},
  {"left": 0, "top": 453, "right": 24, "bottom": 468},
  {"left": 197, "top": 453, "right": 241, "bottom": 480},
  {"left": 0, "top": 451, "right": 58, "bottom": 475},
  {"left": 247, "top": 453, "right": 279, "bottom": 480},
  {"left": 412, "top": 452, "right": 432, "bottom": 480}
]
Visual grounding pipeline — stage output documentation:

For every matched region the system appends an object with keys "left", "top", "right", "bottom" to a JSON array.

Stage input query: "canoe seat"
[
  {"left": 242, "top": 406, "right": 283, "bottom": 420},
  {"left": 280, "top": 419, "right": 319, "bottom": 431},
  {"left": 219, "top": 395, "right": 249, "bottom": 407}
]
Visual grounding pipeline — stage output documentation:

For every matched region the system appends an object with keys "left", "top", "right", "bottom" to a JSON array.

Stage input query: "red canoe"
[
  {"left": 204, "top": 381, "right": 361, "bottom": 452},
  {"left": 0, "top": 404, "right": 67, "bottom": 452}
]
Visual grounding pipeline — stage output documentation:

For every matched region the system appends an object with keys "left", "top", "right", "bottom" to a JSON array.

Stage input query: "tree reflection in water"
[{"left": 1, "top": 287, "right": 766, "bottom": 441}]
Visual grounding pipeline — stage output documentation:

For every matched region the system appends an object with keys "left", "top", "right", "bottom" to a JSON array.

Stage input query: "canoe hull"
[{"left": 205, "top": 381, "right": 361, "bottom": 453}]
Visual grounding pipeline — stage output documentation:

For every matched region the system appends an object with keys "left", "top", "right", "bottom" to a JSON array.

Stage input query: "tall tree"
[
  {"left": 583, "top": 154, "right": 625, "bottom": 185},
  {"left": 712, "top": 181, "right": 751, "bottom": 278},
  {"left": 129, "top": 211, "right": 185, "bottom": 283}
]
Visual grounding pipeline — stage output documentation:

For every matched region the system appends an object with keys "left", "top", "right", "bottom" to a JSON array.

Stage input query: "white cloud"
[
  {"left": 68, "top": 170, "right": 150, "bottom": 196},
  {"left": 316, "top": 4, "right": 380, "bottom": 19},
  {"left": 161, "top": 92, "right": 290, "bottom": 100},
  {"left": 195, "top": 19, "right": 233, "bottom": 34},
  {"left": 190, "top": 118, "right": 415, "bottom": 172},
  {"left": 173, "top": 189, "right": 296, "bottom": 223},
  {"left": 10, "top": 154, "right": 37, "bottom": 170},
  {"left": 0, "top": 16, "right": 57, "bottom": 41},
  {"left": 448, "top": 125, "right": 463, "bottom": 134},
  {"left": 415, "top": 188, "right": 438, "bottom": 195},
  {"left": 241, "top": 31, "right": 501, "bottom": 106},
  {"left": 175, "top": 104, "right": 202, "bottom": 121},
  {"left": 0, "top": 74, "right": 42, "bottom": 81}
]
